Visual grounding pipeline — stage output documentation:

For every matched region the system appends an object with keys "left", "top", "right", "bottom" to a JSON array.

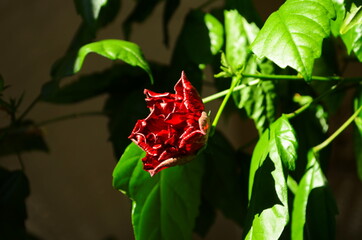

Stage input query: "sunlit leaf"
[
  {"left": 204, "top": 13, "right": 224, "bottom": 55},
  {"left": 244, "top": 128, "right": 289, "bottom": 240},
  {"left": 113, "top": 142, "right": 204, "bottom": 240},
  {"left": 341, "top": 23, "right": 362, "bottom": 62},
  {"left": 291, "top": 150, "right": 337, "bottom": 240},
  {"left": 224, "top": 10, "right": 258, "bottom": 72},
  {"left": 340, "top": 3, "right": 362, "bottom": 34},
  {"left": 74, "top": 39, "right": 153, "bottom": 84},
  {"left": 251, "top": 0, "right": 335, "bottom": 80},
  {"left": 269, "top": 115, "right": 298, "bottom": 171}
]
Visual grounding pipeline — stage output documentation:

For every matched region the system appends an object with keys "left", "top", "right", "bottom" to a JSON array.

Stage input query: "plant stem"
[
  {"left": 210, "top": 76, "right": 242, "bottom": 133},
  {"left": 285, "top": 84, "right": 339, "bottom": 119},
  {"left": 202, "top": 79, "right": 259, "bottom": 104},
  {"left": 287, "top": 175, "right": 298, "bottom": 195},
  {"left": 313, "top": 105, "right": 362, "bottom": 153},
  {"left": 242, "top": 73, "right": 362, "bottom": 82},
  {"left": 36, "top": 111, "right": 105, "bottom": 127},
  {"left": 18, "top": 95, "right": 40, "bottom": 122}
]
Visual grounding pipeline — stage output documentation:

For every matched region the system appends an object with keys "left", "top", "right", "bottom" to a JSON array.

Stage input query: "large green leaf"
[
  {"left": 244, "top": 128, "right": 289, "bottom": 240},
  {"left": 74, "top": 39, "right": 154, "bottom": 84},
  {"left": 113, "top": 143, "right": 204, "bottom": 240},
  {"left": 269, "top": 115, "right": 298, "bottom": 171},
  {"left": 291, "top": 150, "right": 337, "bottom": 240},
  {"left": 251, "top": 0, "right": 335, "bottom": 80}
]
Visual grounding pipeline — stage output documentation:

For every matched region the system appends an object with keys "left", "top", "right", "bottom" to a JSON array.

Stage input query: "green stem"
[
  {"left": 18, "top": 95, "right": 40, "bottom": 122},
  {"left": 285, "top": 84, "right": 339, "bottom": 119},
  {"left": 211, "top": 76, "right": 242, "bottom": 133},
  {"left": 202, "top": 79, "right": 259, "bottom": 104},
  {"left": 36, "top": 111, "right": 104, "bottom": 127},
  {"left": 242, "top": 73, "right": 362, "bottom": 82},
  {"left": 287, "top": 175, "right": 298, "bottom": 195},
  {"left": 313, "top": 105, "right": 362, "bottom": 153}
]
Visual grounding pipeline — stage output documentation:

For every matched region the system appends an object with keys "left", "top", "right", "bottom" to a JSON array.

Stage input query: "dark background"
[{"left": 0, "top": 0, "right": 361, "bottom": 239}]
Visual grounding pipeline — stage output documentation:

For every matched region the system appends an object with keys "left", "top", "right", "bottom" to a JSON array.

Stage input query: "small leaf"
[
  {"left": 330, "top": 0, "right": 346, "bottom": 37},
  {"left": 113, "top": 143, "right": 204, "bottom": 240},
  {"left": 224, "top": 10, "right": 258, "bottom": 72},
  {"left": 269, "top": 115, "right": 298, "bottom": 171},
  {"left": 291, "top": 150, "right": 337, "bottom": 240},
  {"left": 74, "top": 39, "right": 154, "bottom": 84},
  {"left": 251, "top": 0, "right": 335, "bottom": 80},
  {"left": 341, "top": 23, "right": 362, "bottom": 62},
  {"left": 204, "top": 13, "right": 224, "bottom": 55},
  {"left": 340, "top": 3, "right": 362, "bottom": 34}
]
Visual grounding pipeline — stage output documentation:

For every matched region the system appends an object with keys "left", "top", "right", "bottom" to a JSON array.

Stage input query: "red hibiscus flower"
[{"left": 129, "top": 71, "right": 209, "bottom": 176}]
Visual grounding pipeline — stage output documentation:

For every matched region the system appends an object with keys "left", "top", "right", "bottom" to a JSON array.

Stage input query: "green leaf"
[
  {"left": 243, "top": 77, "right": 277, "bottom": 135},
  {"left": 0, "top": 122, "right": 49, "bottom": 156},
  {"left": 122, "top": 0, "right": 162, "bottom": 39},
  {"left": 224, "top": 10, "right": 258, "bottom": 72},
  {"left": 0, "top": 168, "right": 29, "bottom": 239},
  {"left": 204, "top": 13, "right": 224, "bottom": 55},
  {"left": 51, "top": 0, "right": 120, "bottom": 79},
  {"left": 244, "top": 128, "right": 289, "bottom": 240},
  {"left": 291, "top": 150, "right": 337, "bottom": 240},
  {"left": 113, "top": 143, "right": 204, "bottom": 240},
  {"left": 251, "top": 0, "right": 335, "bottom": 80},
  {"left": 341, "top": 23, "right": 362, "bottom": 61},
  {"left": 330, "top": 0, "right": 346, "bottom": 37},
  {"left": 354, "top": 87, "right": 362, "bottom": 180},
  {"left": 340, "top": 3, "right": 362, "bottom": 34},
  {"left": 74, "top": 39, "right": 154, "bottom": 84},
  {"left": 201, "top": 131, "right": 245, "bottom": 227},
  {"left": 269, "top": 115, "right": 298, "bottom": 171}
]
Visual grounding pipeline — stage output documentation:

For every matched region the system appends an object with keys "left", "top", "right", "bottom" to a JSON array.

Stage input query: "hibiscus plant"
[{"left": 1, "top": 0, "right": 362, "bottom": 239}]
